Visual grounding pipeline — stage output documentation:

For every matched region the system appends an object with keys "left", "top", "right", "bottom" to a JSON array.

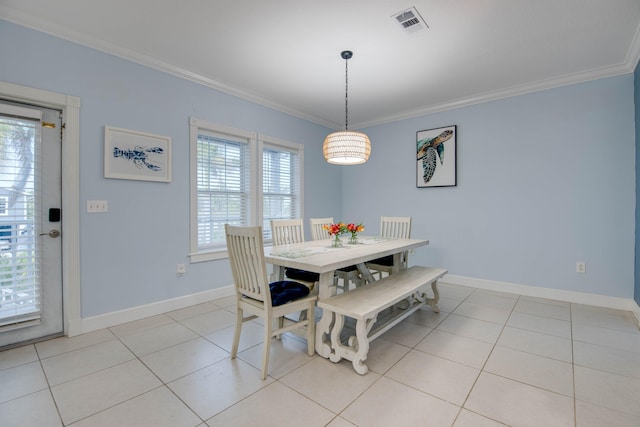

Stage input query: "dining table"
[{"left": 265, "top": 236, "right": 429, "bottom": 358}]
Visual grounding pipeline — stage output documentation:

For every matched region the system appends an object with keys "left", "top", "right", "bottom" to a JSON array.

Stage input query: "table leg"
[
  {"left": 316, "top": 271, "right": 337, "bottom": 358},
  {"left": 356, "top": 262, "right": 376, "bottom": 284}
]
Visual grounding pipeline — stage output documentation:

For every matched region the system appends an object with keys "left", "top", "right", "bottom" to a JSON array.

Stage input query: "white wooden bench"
[{"left": 317, "top": 265, "right": 447, "bottom": 374}]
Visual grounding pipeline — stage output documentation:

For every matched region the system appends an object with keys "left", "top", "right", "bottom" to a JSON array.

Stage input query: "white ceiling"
[{"left": 2, "top": 1, "right": 640, "bottom": 129}]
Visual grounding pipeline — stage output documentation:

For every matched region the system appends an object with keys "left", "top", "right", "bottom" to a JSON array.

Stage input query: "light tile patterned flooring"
[{"left": 1, "top": 282, "right": 640, "bottom": 426}]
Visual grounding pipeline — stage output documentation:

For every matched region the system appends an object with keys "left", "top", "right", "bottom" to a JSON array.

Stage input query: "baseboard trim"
[
  {"left": 77, "top": 285, "right": 235, "bottom": 336},
  {"left": 443, "top": 274, "right": 640, "bottom": 313}
]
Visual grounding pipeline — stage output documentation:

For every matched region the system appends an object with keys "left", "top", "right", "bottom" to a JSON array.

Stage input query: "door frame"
[{"left": 0, "top": 81, "right": 81, "bottom": 337}]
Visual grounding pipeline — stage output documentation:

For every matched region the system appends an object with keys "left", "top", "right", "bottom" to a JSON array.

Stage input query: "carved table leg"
[
  {"left": 316, "top": 271, "right": 337, "bottom": 358},
  {"left": 428, "top": 280, "right": 440, "bottom": 313}
]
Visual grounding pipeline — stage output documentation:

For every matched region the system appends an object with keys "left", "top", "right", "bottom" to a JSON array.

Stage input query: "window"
[
  {"left": 261, "top": 136, "right": 303, "bottom": 241},
  {"left": 189, "top": 118, "right": 303, "bottom": 262}
]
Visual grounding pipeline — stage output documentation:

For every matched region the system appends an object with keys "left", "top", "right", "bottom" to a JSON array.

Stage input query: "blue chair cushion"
[
  {"left": 337, "top": 264, "right": 359, "bottom": 272},
  {"left": 269, "top": 281, "right": 311, "bottom": 306},
  {"left": 285, "top": 268, "right": 320, "bottom": 283},
  {"left": 369, "top": 255, "right": 394, "bottom": 266}
]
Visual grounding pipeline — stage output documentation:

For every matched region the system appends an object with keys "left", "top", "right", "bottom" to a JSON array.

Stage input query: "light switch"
[{"left": 87, "top": 200, "right": 108, "bottom": 213}]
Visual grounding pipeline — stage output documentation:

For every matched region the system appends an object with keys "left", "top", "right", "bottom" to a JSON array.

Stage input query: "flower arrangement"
[
  {"left": 346, "top": 222, "right": 364, "bottom": 244},
  {"left": 323, "top": 221, "right": 364, "bottom": 246}
]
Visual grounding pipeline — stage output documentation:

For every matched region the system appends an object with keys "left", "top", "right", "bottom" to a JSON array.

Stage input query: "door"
[{"left": 0, "top": 100, "right": 63, "bottom": 347}]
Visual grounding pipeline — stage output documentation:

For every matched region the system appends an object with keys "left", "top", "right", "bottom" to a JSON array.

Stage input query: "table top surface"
[{"left": 264, "top": 236, "right": 429, "bottom": 273}]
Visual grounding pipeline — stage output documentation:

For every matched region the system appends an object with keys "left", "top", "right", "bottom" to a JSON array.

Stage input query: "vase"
[
  {"left": 331, "top": 234, "right": 343, "bottom": 248},
  {"left": 349, "top": 234, "right": 359, "bottom": 245}
]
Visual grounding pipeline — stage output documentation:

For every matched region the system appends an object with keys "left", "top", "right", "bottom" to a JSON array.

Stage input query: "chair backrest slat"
[
  {"left": 309, "top": 217, "right": 334, "bottom": 241},
  {"left": 271, "top": 219, "right": 305, "bottom": 245},
  {"left": 380, "top": 216, "right": 412, "bottom": 239},
  {"left": 225, "top": 224, "right": 271, "bottom": 305}
]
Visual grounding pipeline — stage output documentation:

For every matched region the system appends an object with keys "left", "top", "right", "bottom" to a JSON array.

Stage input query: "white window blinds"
[
  {"left": 195, "top": 129, "right": 251, "bottom": 252},
  {"left": 261, "top": 139, "right": 302, "bottom": 241}
]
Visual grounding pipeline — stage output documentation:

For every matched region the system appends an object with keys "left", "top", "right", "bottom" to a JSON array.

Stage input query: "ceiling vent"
[{"left": 393, "top": 6, "right": 428, "bottom": 33}]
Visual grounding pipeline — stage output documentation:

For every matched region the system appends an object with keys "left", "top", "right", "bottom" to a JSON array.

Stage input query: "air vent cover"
[{"left": 393, "top": 6, "right": 428, "bottom": 32}]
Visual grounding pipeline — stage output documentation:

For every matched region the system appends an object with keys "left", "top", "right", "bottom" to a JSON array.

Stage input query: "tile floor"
[{"left": 1, "top": 282, "right": 640, "bottom": 426}]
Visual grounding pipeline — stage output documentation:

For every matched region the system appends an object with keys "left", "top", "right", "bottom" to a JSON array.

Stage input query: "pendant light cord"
[{"left": 344, "top": 56, "right": 349, "bottom": 131}]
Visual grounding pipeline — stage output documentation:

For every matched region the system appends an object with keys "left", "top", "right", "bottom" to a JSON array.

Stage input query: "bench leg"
[
  {"left": 352, "top": 317, "right": 372, "bottom": 375},
  {"left": 428, "top": 280, "right": 440, "bottom": 313},
  {"left": 329, "top": 313, "right": 345, "bottom": 363}
]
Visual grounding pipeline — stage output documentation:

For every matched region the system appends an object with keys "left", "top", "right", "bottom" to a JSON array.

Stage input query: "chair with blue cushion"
[
  {"left": 225, "top": 224, "right": 316, "bottom": 380},
  {"left": 270, "top": 219, "right": 320, "bottom": 290},
  {"left": 309, "top": 217, "right": 363, "bottom": 293},
  {"left": 366, "top": 216, "right": 412, "bottom": 279}
]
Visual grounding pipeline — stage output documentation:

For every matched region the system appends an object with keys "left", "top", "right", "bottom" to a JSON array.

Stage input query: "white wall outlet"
[
  {"left": 576, "top": 261, "right": 586, "bottom": 274},
  {"left": 87, "top": 200, "right": 108, "bottom": 213},
  {"left": 176, "top": 263, "right": 186, "bottom": 276}
]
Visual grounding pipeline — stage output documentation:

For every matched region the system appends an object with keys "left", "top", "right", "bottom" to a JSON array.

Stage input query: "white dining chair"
[
  {"left": 309, "top": 217, "right": 363, "bottom": 293},
  {"left": 366, "top": 216, "right": 412, "bottom": 278},
  {"left": 225, "top": 224, "right": 316, "bottom": 380},
  {"left": 271, "top": 219, "right": 319, "bottom": 290}
]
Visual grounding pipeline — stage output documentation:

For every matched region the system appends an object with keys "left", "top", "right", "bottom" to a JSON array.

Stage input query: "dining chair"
[
  {"left": 270, "top": 219, "right": 319, "bottom": 289},
  {"left": 225, "top": 224, "right": 316, "bottom": 380},
  {"left": 309, "top": 217, "right": 363, "bottom": 293},
  {"left": 366, "top": 216, "right": 412, "bottom": 279}
]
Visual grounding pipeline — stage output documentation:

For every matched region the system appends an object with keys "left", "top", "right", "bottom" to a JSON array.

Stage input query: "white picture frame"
[{"left": 104, "top": 126, "right": 171, "bottom": 182}]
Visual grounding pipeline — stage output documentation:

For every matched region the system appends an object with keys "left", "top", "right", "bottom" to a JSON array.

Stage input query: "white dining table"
[{"left": 265, "top": 236, "right": 429, "bottom": 358}]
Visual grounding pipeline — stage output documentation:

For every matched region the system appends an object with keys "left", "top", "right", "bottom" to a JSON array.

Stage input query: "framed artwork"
[
  {"left": 416, "top": 125, "right": 456, "bottom": 188},
  {"left": 104, "top": 126, "right": 171, "bottom": 182}
]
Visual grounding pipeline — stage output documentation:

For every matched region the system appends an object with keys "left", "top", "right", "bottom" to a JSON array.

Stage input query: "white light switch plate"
[{"left": 87, "top": 200, "right": 108, "bottom": 213}]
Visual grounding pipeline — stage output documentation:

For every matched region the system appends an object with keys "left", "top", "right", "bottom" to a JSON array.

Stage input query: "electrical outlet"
[
  {"left": 576, "top": 261, "right": 586, "bottom": 274},
  {"left": 176, "top": 264, "right": 186, "bottom": 276},
  {"left": 87, "top": 200, "right": 108, "bottom": 213}
]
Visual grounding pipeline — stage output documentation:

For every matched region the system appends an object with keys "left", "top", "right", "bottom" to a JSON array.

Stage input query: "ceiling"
[{"left": 2, "top": 1, "right": 640, "bottom": 129}]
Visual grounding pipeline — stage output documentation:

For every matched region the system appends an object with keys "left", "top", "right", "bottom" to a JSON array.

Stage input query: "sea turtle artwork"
[
  {"left": 417, "top": 129, "right": 453, "bottom": 183},
  {"left": 113, "top": 145, "right": 164, "bottom": 172}
]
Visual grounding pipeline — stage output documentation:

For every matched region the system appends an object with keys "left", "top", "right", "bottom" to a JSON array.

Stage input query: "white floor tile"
[
  {"left": 41, "top": 339, "right": 135, "bottom": 386},
  {"left": 364, "top": 337, "right": 412, "bottom": 374},
  {"left": 436, "top": 313, "right": 504, "bottom": 344},
  {"left": 140, "top": 337, "right": 229, "bottom": 382},
  {"left": 575, "top": 399, "right": 640, "bottom": 427},
  {"left": 572, "top": 304, "right": 639, "bottom": 333},
  {"left": 574, "top": 340, "right": 640, "bottom": 379},
  {"left": 280, "top": 357, "right": 380, "bottom": 413},
  {"left": 465, "top": 372, "right": 574, "bottom": 427},
  {"left": 108, "top": 314, "right": 175, "bottom": 338},
  {"left": 0, "top": 360, "right": 48, "bottom": 403},
  {"left": 572, "top": 323, "right": 640, "bottom": 353},
  {"left": 51, "top": 359, "right": 161, "bottom": 425},
  {"left": 0, "top": 344, "right": 38, "bottom": 371},
  {"left": 325, "top": 417, "right": 358, "bottom": 427},
  {"left": 496, "top": 326, "right": 572, "bottom": 363},
  {"left": 0, "top": 389, "right": 62, "bottom": 427},
  {"left": 416, "top": 329, "right": 494, "bottom": 368},
  {"left": 342, "top": 376, "right": 460, "bottom": 427},
  {"left": 377, "top": 319, "right": 432, "bottom": 347},
  {"left": 465, "top": 291, "right": 517, "bottom": 310},
  {"left": 386, "top": 349, "right": 480, "bottom": 405},
  {"left": 119, "top": 321, "right": 199, "bottom": 356},
  {"left": 405, "top": 305, "right": 449, "bottom": 328},
  {"left": 207, "top": 381, "right": 335, "bottom": 427},
  {"left": 453, "top": 301, "right": 512, "bottom": 324},
  {"left": 507, "top": 311, "right": 571, "bottom": 339},
  {"left": 237, "top": 334, "right": 316, "bottom": 379},
  {"left": 453, "top": 409, "right": 508, "bottom": 427},
  {"left": 484, "top": 346, "right": 574, "bottom": 396},
  {"left": 35, "top": 329, "right": 116, "bottom": 359},
  {"left": 168, "top": 358, "right": 272, "bottom": 420},
  {"left": 178, "top": 309, "right": 237, "bottom": 336},
  {"left": 166, "top": 302, "right": 220, "bottom": 321},
  {"left": 205, "top": 320, "right": 264, "bottom": 353},
  {"left": 514, "top": 298, "right": 570, "bottom": 321},
  {"left": 574, "top": 365, "right": 640, "bottom": 416},
  {"left": 70, "top": 386, "right": 200, "bottom": 427}
]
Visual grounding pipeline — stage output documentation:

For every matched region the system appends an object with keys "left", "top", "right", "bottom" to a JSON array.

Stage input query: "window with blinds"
[
  {"left": 262, "top": 140, "right": 301, "bottom": 241},
  {"left": 189, "top": 118, "right": 303, "bottom": 262},
  {"left": 0, "top": 109, "right": 40, "bottom": 326},
  {"left": 195, "top": 130, "right": 251, "bottom": 252}
]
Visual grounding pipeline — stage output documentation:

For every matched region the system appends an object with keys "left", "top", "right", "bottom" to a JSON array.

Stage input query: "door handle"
[{"left": 39, "top": 229, "right": 61, "bottom": 238}]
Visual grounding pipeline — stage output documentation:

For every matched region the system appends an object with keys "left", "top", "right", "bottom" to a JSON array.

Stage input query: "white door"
[{"left": 0, "top": 101, "right": 63, "bottom": 347}]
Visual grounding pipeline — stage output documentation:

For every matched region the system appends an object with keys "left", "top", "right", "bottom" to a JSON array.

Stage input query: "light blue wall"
[
  {"left": 1, "top": 19, "right": 637, "bottom": 319},
  {"left": 0, "top": 20, "right": 341, "bottom": 317},
  {"left": 348, "top": 76, "right": 636, "bottom": 298},
  {"left": 635, "top": 62, "right": 640, "bottom": 306}
]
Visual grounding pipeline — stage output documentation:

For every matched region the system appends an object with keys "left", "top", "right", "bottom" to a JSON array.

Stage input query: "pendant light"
[{"left": 323, "top": 50, "right": 371, "bottom": 165}]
